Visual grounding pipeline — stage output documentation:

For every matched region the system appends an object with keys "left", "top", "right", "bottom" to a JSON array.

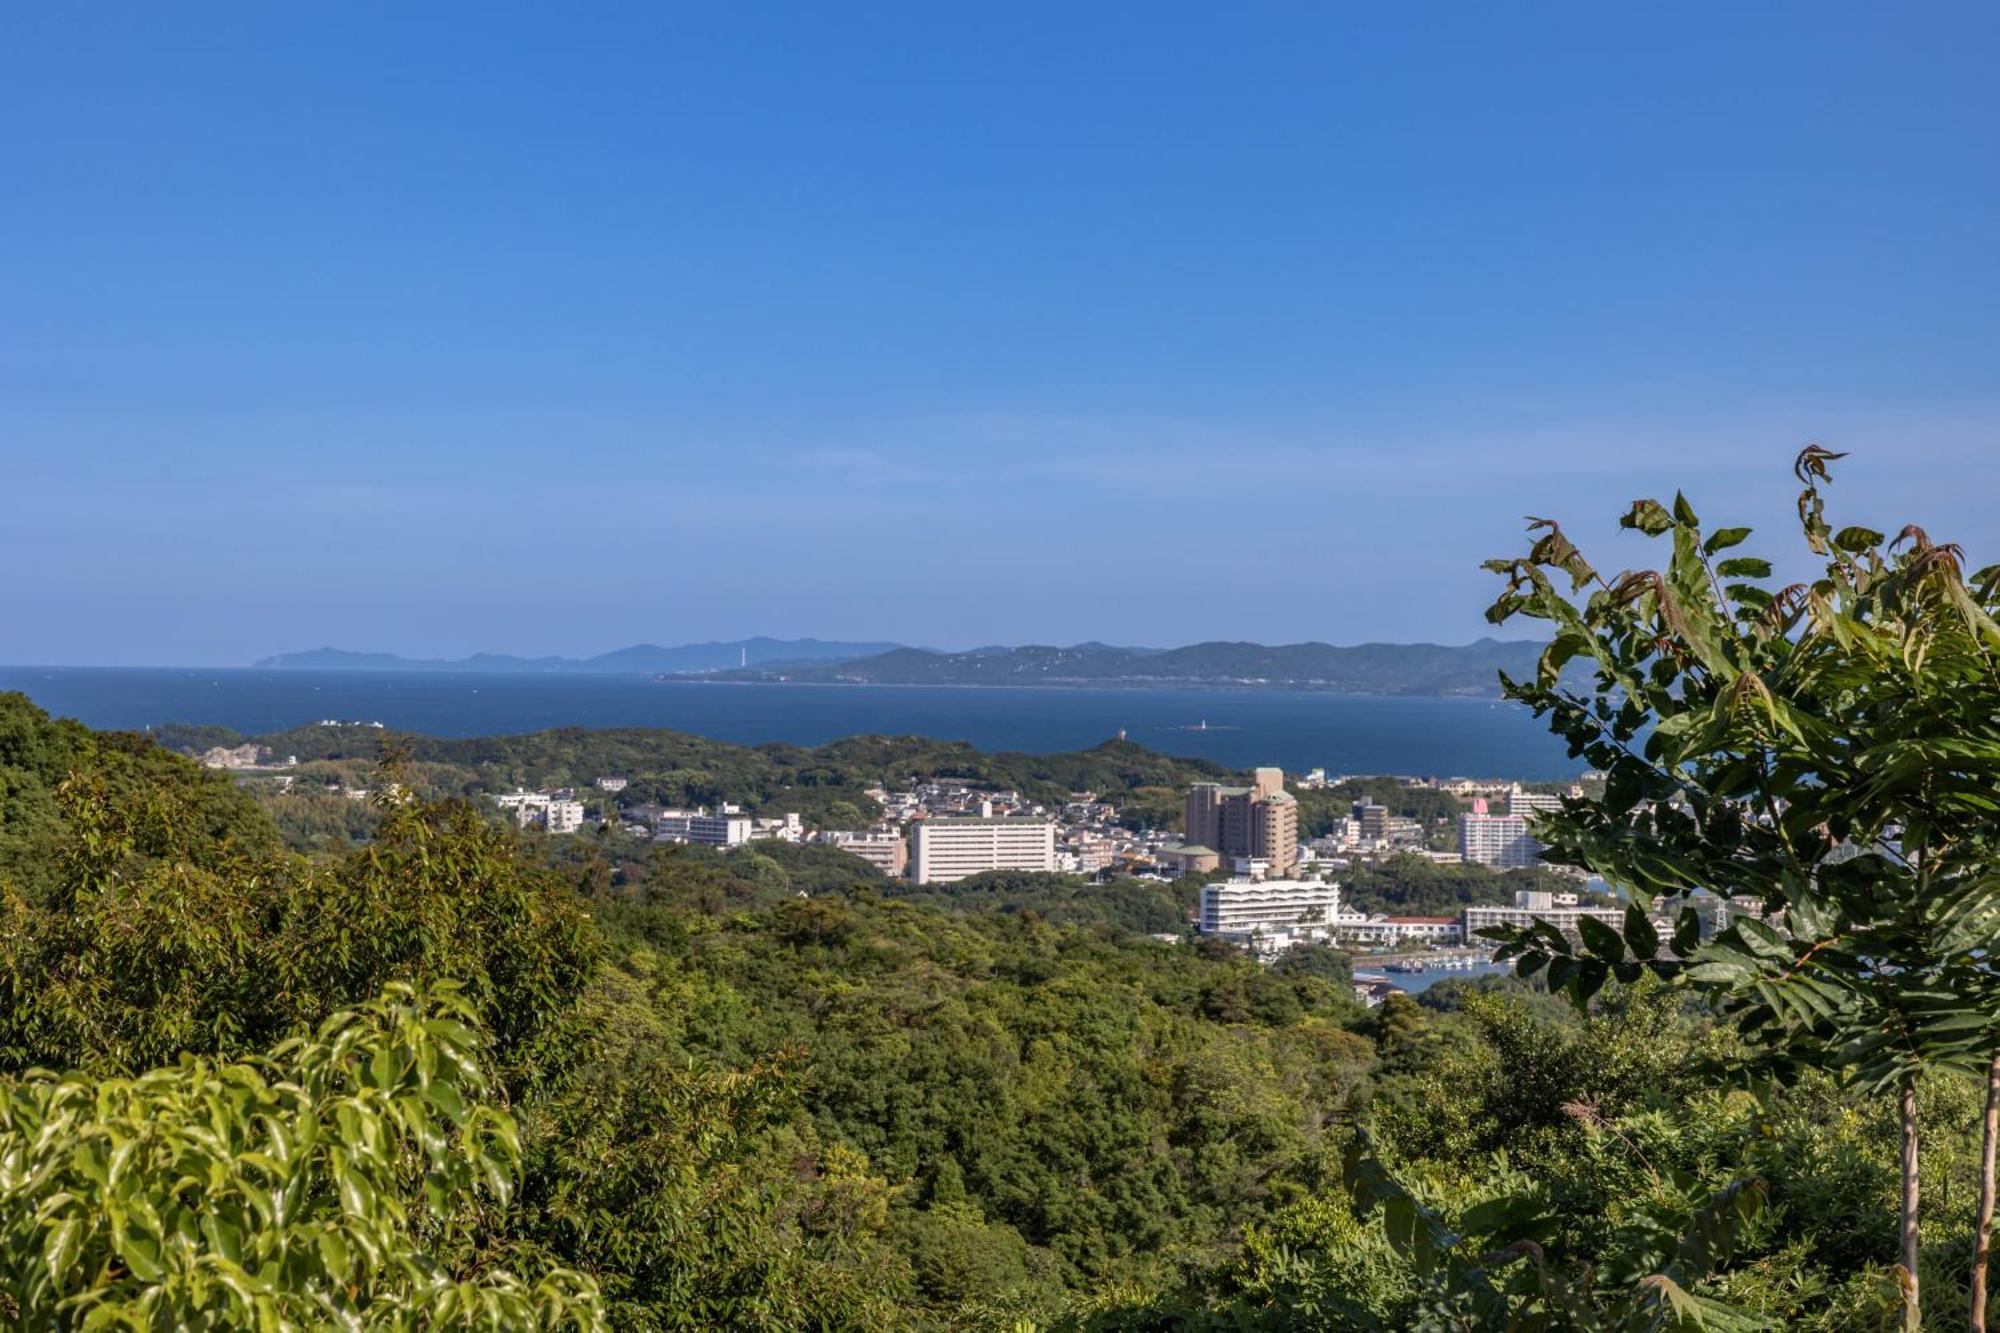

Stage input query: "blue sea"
[
  {"left": 0, "top": 668, "right": 1584, "bottom": 780},
  {"left": 1368, "top": 959, "right": 1517, "bottom": 995}
]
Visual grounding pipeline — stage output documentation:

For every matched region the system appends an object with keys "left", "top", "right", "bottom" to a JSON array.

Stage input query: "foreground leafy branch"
[
  {"left": 0, "top": 982, "right": 604, "bottom": 1330},
  {"left": 1483, "top": 449, "right": 2000, "bottom": 1330},
  {"left": 1342, "top": 1131, "right": 1770, "bottom": 1330}
]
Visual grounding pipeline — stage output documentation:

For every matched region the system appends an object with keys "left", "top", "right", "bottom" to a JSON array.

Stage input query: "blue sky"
[{"left": 4, "top": 3, "right": 1998, "bottom": 665}]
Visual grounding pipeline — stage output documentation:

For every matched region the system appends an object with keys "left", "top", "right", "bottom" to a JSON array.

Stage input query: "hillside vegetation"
[
  {"left": 717, "top": 638, "right": 1544, "bottom": 696},
  {"left": 0, "top": 685, "right": 1974, "bottom": 1329}
]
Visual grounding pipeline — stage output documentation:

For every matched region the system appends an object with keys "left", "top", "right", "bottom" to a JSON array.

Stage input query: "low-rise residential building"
[
  {"left": 1461, "top": 889, "right": 1634, "bottom": 942},
  {"left": 655, "top": 810, "right": 755, "bottom": 847},
  {"left": 1507, "top": 786, "right": 1569, "bottom": 817},
  {"left": 594, "top": 776, "right": 629, "bottom": 793},
  {"left": 1351, "top": 976, "right": 1400, "bottom": 1008},
  {"left": 824, "top": 830, "right": 909, "bottom": 878},
  {"left": 1384, "top": 914, "right": 1462, "bottom": 944},
  {"left": 1336, "top": 904, "right": 1464, "bottom": 944},
  {"left": 497, "top": 789, "right": 552, "bottom": 827},
  {"left": 1063, "top": 830, "right": 1120, "bottom": 874},
  {"left": 1408, "top": 849, "right": 1465, "bottom": 865},
  {"left": 1153, "top": 843, "right": 1222, "bottom": 876},
  {"left": 1334, "top": 913, "right": 1464, "bottom": 947}
]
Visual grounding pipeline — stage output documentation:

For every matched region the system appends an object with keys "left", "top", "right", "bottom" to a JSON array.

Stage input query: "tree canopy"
[{"left": 1481, "top": 448, "right": 2000, "bottom": 1329}]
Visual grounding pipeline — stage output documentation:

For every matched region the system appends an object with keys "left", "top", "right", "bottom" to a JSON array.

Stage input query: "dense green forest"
[{"left": 0, "top": 684, "right": 1978, "bottom": 1329}]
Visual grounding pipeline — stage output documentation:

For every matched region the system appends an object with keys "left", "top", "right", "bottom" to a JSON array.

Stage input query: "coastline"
[{"left": 657, "top": 675, "right": 1511, "bottom": 701}]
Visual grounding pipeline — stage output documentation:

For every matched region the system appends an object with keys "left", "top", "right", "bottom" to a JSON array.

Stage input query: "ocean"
[{"left": 0, "top": 667, "right": 1584, "bottom": 780}]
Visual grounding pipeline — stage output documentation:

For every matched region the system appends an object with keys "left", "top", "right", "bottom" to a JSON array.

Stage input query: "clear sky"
[{"left": 4, "top": 3, "right": 1998, "bottom": 665}]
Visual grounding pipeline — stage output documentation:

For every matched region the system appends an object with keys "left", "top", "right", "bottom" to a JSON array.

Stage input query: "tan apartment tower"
[{"left": 1184, "top": 767, "right": 1299, "bottom": 875}]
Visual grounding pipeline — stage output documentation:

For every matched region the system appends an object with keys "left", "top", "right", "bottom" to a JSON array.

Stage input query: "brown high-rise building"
[{"left": 1184, "top": 767, "right": 1298, "bottom": 875}]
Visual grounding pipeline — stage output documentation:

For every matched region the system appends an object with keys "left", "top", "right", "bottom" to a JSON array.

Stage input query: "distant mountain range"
[
  {"left": 256, "top": 637, "right": 1550, "bottom": 695},
  {"left": 253, "top": 638, "right": 905, "bottom": 675},
  {"left": 711, "top": 639, "right": 1547, "bottom": 696}
]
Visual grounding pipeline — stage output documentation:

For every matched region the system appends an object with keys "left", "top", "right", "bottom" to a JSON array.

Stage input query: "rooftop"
[{"left": 917, "top": 815, "right": 1056, "bottom": 826}]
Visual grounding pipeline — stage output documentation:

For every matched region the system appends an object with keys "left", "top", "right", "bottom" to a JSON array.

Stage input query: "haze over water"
[{"left": 0, "top": 667, "right": 1582, "bottom": 780}]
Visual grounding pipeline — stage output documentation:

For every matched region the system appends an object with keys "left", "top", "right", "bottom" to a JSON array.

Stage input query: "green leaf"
[
  {"left": 1703, "top": 527, "right": 1753, "bottom": 555},
  {"left": 422, "top": 1078, "right": 466, "bottom": 1121},
  {"left": 1576, "top": 914, "right": 1627, "bottom": 962},
  {"left": 1688, "top": 958, "right": 1751, "bottom": 986},
  {"left": 1572, "top": 958, "right": 1611, "bottom": 1005},
  {"left": 1623, "top": 904, "right": 1660, "bottom": 960},
  {"left": 42, "top": 1216, "right": 82, "bottom": 1288},
  {"left": 1622, "top": 498, "right": 1676, "bottom": 535},
  {"left": 1715, "top": 557, "right": 1772, "bottom": 579},
  {"left": 1673, "top": 906, "right": 1701, "bottom": 957},
  {"left": 1546, "top": 956, "right": 1579, "bottom": 992},
  {"left": 1733, "top": 917, "right": 1794, "bottom": 962}
]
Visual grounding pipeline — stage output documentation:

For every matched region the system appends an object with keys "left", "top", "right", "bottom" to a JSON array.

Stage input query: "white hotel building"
[
  {"left": 1198, "top": 878, "right": 1343, "bottom": 952},
  {"left": 655, "top": 810, "right": 755, "bottom": 847},
  {"left": 908, "top": 816, "right": 1058, "bottom": 885}
]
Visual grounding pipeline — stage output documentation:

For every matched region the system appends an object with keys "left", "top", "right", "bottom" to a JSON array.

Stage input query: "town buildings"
[
  {"left": 1154, "top": 842, "right": 1222, "bottom": 875},
  {"left": 824, "top": 830, "right": 909, "bottom": 878},
  {"left": 1184, "top": 767, "right": 1299, "bottom": 875},
  {"left": 908, "top": 815, "right": 1058, "bottom": 884},
  {"left": 496, "top": 788, "right": 586, "bottom": 834},
  {"left": 655, "top": 810, "right": 754, "bottom": 846},
  {"left": 1353, "top": 798, "right": 1393, "bottom": 845},
  {"left": 1459, "top": 796, "right": 1545, "bottom": 869},
  {"left": 1507, "top": 786, "right": 1567, "bottom": 817},
  {"left": 1333, "top": 913, "right": 1463, "bottom": 947},
  {"left": 1461, "top": 889, "right": 1636, "bottom": 941}
]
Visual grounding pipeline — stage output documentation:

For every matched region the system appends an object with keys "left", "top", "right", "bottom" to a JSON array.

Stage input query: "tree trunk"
[
  {"left": 1973, "top": 1053, "right": 2000, "bottom": 1333},
  {"left": 1902, "top": 1078, "right": 1922, "bottom": 1332}
]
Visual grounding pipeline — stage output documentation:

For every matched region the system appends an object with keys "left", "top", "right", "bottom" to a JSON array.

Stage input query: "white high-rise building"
[
  {"left": 1460, "top": 810, "right": 1544, "bottom": 868},
  {"left": 545, "top": 799, "right": 586, "bottom": 835},
  {"left": 908, "top": 816, "right": 1057, "bottom": 884}
]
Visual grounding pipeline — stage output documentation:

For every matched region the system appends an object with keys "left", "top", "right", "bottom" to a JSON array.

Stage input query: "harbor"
[
  {"left": 1353, "top": 949, "right": 1514, "bottom": 997},
  {"left": 1357, "top": 946, "right": 1490, "bottom": 974}
]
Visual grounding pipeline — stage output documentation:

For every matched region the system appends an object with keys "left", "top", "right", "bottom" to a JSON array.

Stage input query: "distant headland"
[{"left": 256, "top": 638, "right": 1549, "bottom": 698}]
